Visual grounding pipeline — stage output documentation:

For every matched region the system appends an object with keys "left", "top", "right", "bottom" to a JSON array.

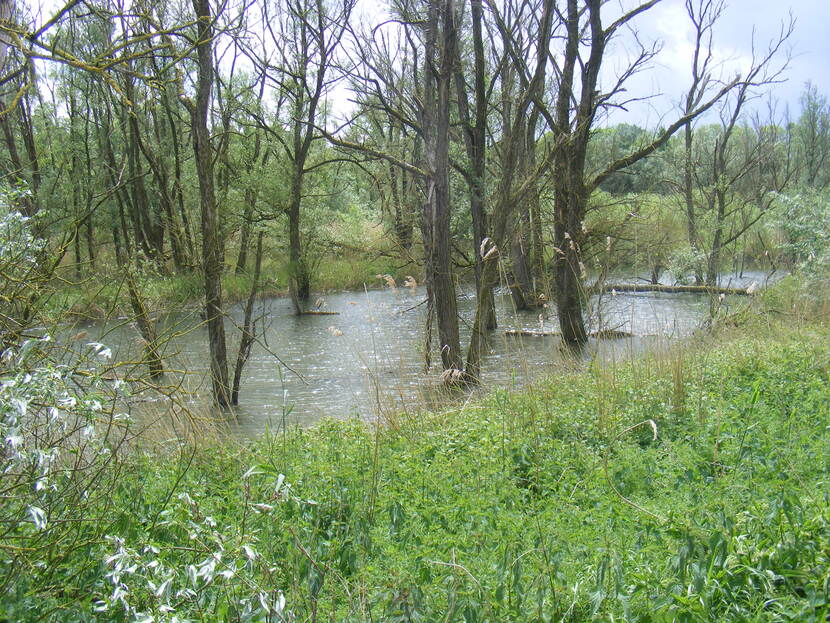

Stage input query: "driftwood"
[
  {"left": 300, "top": 310, "right": 340, "bottom": 315},
  {"left": 600, "top": 283, "right": 754, "bottom": 296}
]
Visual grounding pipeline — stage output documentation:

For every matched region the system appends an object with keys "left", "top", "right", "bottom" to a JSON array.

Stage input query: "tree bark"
[
  {"left": 600, "top": 283, "right": 753, "bottom": 295},
  {"left": 423, "top": 0, "right": 462, "bottom": 372},
  {"left": 453, "top": 0, "right": 495, "bottom": 329},
  {"left": 232, "top": 231, "right": 264, "bottom": 405},
  {"left": 126, "top": 272, "right": 165, "bottom": 380},
  {"left": 288, "top": 170, "right": 310, "bottom": 314},
  {"left": 189, "top": 0, "right": 230, "bottom": 407},
  {"left": 464, "top": 0, "right": 554, "bottom": 381},
  {"left": 235, "top": 128, "right": 264, "bottom": 274}
]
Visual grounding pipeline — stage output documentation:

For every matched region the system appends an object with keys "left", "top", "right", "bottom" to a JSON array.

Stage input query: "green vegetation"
[
  {"left": 2, "top": 2, "right": 830, "bottom": 620},
  {"left": 3, "top": 283, "right": 829, "bottom": 621},
  {"left": 52, "top": 243, "right": 411, "bottom": 322}
]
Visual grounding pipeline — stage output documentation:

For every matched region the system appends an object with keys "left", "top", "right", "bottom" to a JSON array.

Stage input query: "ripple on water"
[{"left": 75, "top": 272, "right": 774, "bottom": 435}]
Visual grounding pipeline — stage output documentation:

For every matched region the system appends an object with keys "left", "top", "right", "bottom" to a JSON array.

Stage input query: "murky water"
[{"left": 78, "top": 272, "right": 772, "bottom": 435}]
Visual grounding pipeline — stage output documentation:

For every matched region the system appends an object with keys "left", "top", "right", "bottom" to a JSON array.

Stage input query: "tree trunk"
[
  {"left": 706, "top": 185, "right": 726, "bottom": 287},
  {"left": 18, "top": 95, "right": 41, "bottom": 207},
  {"left": 287, "top": 170, "right": 310, "bottom": 314},
  {"left": 465, "top": 0, "right": 555, "bottom": 380},
  {"left": 509, "top": 213, "right": 534, "bottom": 310},
  {"left": 126, "top": 272, "right": 164, "bottom": 380},
  {"left": 464, "top": 254, "right": 499, "bottom": 382},
  {"left": 548, "top": 0, "right": 596, "bottom": 347},
  {"left": 123, "top": 74, "right": 165, "bottom": 265},
  {"left": 552, "top": 175, "right": 589, "bottom": 345},
  {"left": 423, "top": 0, "right": 462, "bottom": 372},
  {"left": 235, "top": 187, "right": 255, "bottom": 274},
  {"left": 389, "top": 162, "right": 413, "bottom": 251},
  {"left": 684, "top": 124, "right": 704, "bottom": 284},
  {"left": 453, "top": 0, "right": 495, "bottom": 330},
  {"left": 235, "top": 131, "right": 264, "bottom": 274},
  {"left": 190, "top": 0, "right": 230, "bottom": 407},
  {"left": 232, "top": 231, "right": 264, "bottom": 405},
  {"left": 162, "top": 84, "right": 195, "bottom": 265},
  {"left": 0, "top": 98, "right": 37, "bottom": 217}
]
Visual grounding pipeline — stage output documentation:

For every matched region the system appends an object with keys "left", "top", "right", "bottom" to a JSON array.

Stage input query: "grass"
[{"left": 5, "top": 305, "right": 827, "bottom": 622}]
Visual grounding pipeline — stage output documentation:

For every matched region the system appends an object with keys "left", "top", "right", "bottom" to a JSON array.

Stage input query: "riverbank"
[
  {"left": 5, "top": 285, "right": 828, "bottom": 622},
  {"left": 50, "top": 246, "right": 415, "bottom": 322}
]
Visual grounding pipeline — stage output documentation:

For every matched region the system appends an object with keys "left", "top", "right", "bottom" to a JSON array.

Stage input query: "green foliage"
[
  {"left": 585, "top": 192, "right": 687, "bottom": 276},
  {"left": 5, "top": 312, "right": 828, "bottom": 621},
  {"left": 2, "top": 178, "right": 830, "bottom": 621},
  {"left": 0, "top": 336, "right": 130, "bottom": 622},
  {"left": 0, "top": 186, "right": 48, "bottom": 325},
  {"left": 589, "top": 124, "right": 671, "bottom": 195},
  {"left": 0, "top": 188, "right": 136, "bottom": 621},
  {"left": 775, "top": 189, "right": 830, "bottom": 271}
]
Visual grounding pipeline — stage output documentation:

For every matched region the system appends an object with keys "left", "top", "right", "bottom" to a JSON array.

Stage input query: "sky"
[
  {"left": 22, "top": 0, "right": 830, "bottom": 129},
  {"left": 601, "top": 0, "right": 830, "bottom": 127}
]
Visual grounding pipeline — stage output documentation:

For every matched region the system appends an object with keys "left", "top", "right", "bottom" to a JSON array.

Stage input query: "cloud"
[{"left": 598, "top": 0, "right": 807, "bottom": 128}]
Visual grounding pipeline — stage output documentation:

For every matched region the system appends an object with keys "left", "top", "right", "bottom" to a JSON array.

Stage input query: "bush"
[
  {"left": 776, "top": 189, "right": 830, "bottom": 271},
  {"left": 0, "top": 187, "right": 134, "bottom": 619}
]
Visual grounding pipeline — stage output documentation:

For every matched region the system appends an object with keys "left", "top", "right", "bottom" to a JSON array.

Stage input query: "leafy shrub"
[
  {"left": 775, "top": 189, "right": 830, "bottom": 271},
  {"left": 0, "top": 186, "right": 133, "bottom": 619}
]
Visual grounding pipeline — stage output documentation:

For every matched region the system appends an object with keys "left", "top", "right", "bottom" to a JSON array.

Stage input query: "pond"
[{"left": 80, "top": 272, "right": 771, "bottom": 435}]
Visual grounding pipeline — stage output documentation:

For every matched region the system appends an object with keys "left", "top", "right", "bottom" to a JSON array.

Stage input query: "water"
[{"left": 76, "top": 272, "right": 770, "bottom": 435}]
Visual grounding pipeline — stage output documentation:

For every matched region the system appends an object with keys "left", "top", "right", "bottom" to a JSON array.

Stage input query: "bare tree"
[
  {"left": 421, "top": 0, "right": 464, "bottom": 371},
  {"left": 331, "top": 0, "right": 465, "bottom": 372},
  {"left": 679, "top": 0, "right": 792, "bottom": 286},
  {"left": 463, "top": 0, "right": 554, "bottom": 381},
  {"left": 535, "top": 0, "right": 742, "bottom": 345},
  {"left": 680, "top": 0, "right": 723, "bottom": 282},
  {"left": 454, "top": 0, "right": 496, "bottom": 327}
]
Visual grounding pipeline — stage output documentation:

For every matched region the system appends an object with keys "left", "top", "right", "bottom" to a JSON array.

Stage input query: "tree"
[
  {"left": 420, "top": 0, "right": 463, "bottom": 371},
  {"left": 325, "top": 0, "right": 464, "bottom": 372},
  {"left": 453, "top": 0, "right": 496, "bottom": 326},
  {"left": 0, "top": 0, "right": 13, "bottom": 68},
  {"left": 242, "top": 0, "right": 355, "bottom": 315},
  {"left": 529, "top": 0, "right": 742, "bottom": 345},
  {"left": 463, "top": 0, "right": 555, "bottom": 381},
  {"left": 184, "top": 0, "right": 231, "bottom": 406},
  {"left": 796, "top": 82, "right": 830, "bottom": 189},
  {"left": 679, "top": 0, "right": 792, "bottom": 286}
]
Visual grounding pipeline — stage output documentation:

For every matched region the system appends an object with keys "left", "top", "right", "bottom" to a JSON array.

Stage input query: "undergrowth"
[{"left": 4, "top": 317, "right": 828, "bottom": 622}]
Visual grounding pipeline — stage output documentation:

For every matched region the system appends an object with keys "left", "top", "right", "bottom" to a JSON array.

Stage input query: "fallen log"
[
  {"left": 592, "top": 329, "right": 635, "bottom": 339},
  {"left": 300, "top": 310, "right": 340, "bottom": 315},
  {"left": 600, "top": 283, "right": 754, "bottom": 296},
  {"left": 504, "top": 328, "right": 635, "bottom": 339},
  {"left": 505, "top": 328, "right": 559, "bottom": 337}
]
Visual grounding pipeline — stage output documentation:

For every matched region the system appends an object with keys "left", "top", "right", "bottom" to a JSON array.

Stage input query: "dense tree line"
[{"left": 0, "top": 0, "right": 826, "bottom": 403}]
